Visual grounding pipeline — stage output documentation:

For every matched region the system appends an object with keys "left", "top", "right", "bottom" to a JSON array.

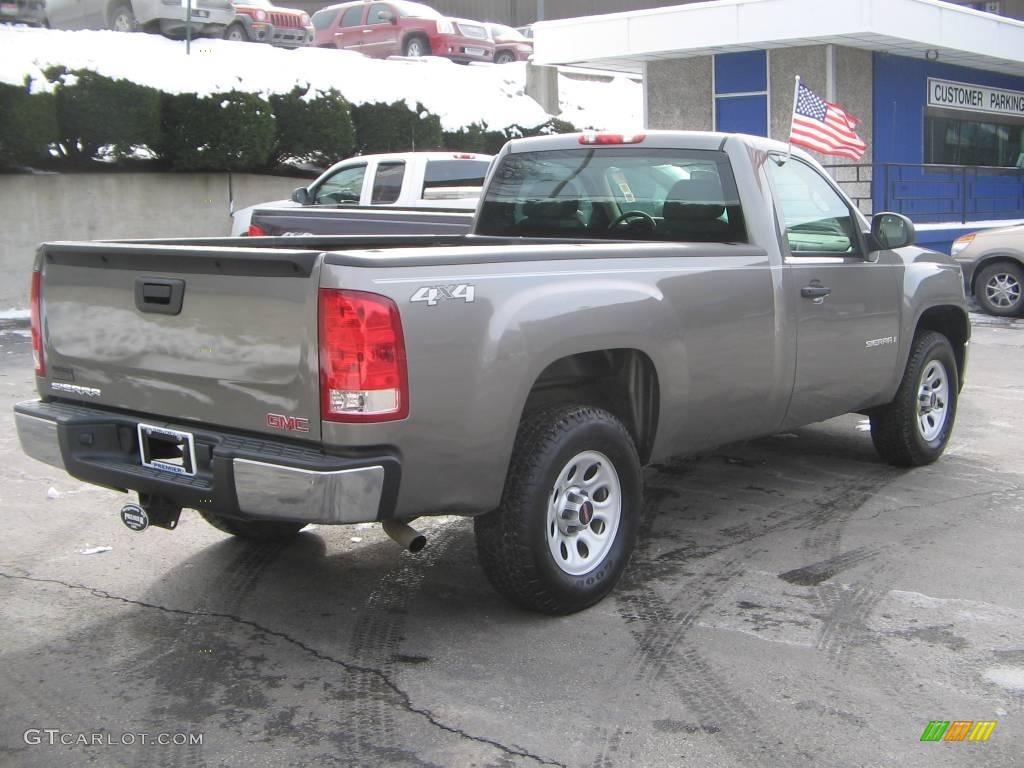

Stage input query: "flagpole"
[{"left": 787, "top": 75, "right": 800, "bottom": 163}]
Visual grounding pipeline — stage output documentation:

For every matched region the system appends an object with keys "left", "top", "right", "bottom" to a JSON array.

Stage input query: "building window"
[
  {"left": 925, "top": 114, "right": 1024, "bottom": 167},
  {"left": 714, "top": 50, "right": 768, "bottom": 137}
]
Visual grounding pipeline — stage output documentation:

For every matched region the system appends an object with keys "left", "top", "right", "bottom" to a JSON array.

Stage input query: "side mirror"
[
  {"left": 870, "top": 212, "right": 915, "bottom": 251},
  {"left": 291, "top": 187, "right": 311, "bottom": 205}
]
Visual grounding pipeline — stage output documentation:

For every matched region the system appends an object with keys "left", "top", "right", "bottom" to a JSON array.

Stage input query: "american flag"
[{"left": 789, "top": 83, "right": 866, "bottom": 160}]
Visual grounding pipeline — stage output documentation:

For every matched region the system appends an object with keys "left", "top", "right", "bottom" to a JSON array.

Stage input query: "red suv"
[{"left": 311, "top": 1, "right": 494, "bottom": 64}]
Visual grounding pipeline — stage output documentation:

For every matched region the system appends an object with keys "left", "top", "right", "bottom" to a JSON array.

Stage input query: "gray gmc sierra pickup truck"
[{"left": 15, "top": 131, "right": 969, "bottom": 614}]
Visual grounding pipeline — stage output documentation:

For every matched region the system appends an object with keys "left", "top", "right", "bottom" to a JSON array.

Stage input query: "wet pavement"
[{"left": 0, "top": 315, "right": 1022, "bottom": 767}]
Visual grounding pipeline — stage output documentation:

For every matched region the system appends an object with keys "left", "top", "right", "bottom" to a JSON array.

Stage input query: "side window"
[
  {"left": 314, "top": 165, "right": 366, "bottom": 205},
  {"left": 371, "top": 162, "right": 406, "bottom": 204},
  {"left": 340, "top": 6, "right": 364, "bottom": 26},
  {"left": 367, "top": 3, "right": 392, "bottom": 24},
  {"left": 311, "top": 9, "right": 339, "bottom": 30},
  {"left": 767, "top": 159, "right": 857, "bottom": 255}
]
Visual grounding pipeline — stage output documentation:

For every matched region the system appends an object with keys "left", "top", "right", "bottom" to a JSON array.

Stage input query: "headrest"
[
  {"left": 521, "top": 179, "right": 580, "bottom": 218},
  {"left": 663, "top": 176, "right": 727, "bottom": 221}
]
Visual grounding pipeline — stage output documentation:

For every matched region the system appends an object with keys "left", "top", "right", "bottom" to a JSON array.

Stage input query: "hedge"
[
  {"left": 269, "top": 86, "right": 355, "bottom": 167},
  {"left": 0, "top": 79, "right": 58, "bottom": 167},
  {"left": 46, "top": 68, "right": 161, "bottom": 161},
  {"left": 352, "top": 101, "right": 443, "bottom": 155},
  {"left": 1, "top": 70, "right": 579, "bottom": 172},
  {"left": 156, "top": 90, "right": 277, "bottom": 171}
]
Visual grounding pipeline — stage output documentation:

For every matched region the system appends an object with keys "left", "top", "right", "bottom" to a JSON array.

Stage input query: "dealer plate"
[{"left": 138, "top": 424, "right": 197, "bottom": 477}]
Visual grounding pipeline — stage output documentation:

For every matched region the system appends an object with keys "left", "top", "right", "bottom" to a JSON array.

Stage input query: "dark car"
[
  {"left": 311, "top": 0, "right": 493, "bottom": 63},
  {"left": 1, "top": 0, "right": 46, "bottom": 26},
  {"left": 224, "top": 0, "right": 313, "bottom": 47},
  {"left": 486, "top": 22, "right": 532, "bottom": 64}
]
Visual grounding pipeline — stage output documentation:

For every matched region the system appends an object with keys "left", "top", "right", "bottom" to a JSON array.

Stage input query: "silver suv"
[{"left": 45, "top": 0, "right": 234, "bottom": 37}]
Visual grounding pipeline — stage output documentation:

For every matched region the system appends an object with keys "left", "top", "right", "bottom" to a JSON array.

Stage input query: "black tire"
[
  {"left": 870, "top": 331, "right": 959, "bottom": 467},
  {"left": 403, "top": 35, "right": 429, "bottom": 57},
  {"left": 199, "top": 510, "right": 306, "bottom": 541},
  {"left": 108, "top": 2, "right": 138, "bottom": 32},
  {"left": 974, "top": 260, "right": 1024, "bottom": 317},
  {"left": 223, "top": 22, "right": 247, "bottom": 42},
  {"left": 474, "top": 405, "right": 642, "bottom": 615},
  {"left": 494, "top": 50, "right": 516, "bottom": 65}
]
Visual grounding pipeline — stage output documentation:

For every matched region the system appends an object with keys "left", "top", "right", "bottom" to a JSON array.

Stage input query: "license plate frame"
[
  {"left": 138, "top": 424, "right": 197, "bottom": 477},
  {"left": 190, "top": 8, "right": 209, "bottom": 18},
  {"left": 465, "top": 46, "right": 485, "bottom": 56}
]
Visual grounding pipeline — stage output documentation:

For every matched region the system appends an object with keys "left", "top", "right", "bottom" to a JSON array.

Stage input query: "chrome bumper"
[
  {"left": 234, "top": 459, "right": 384, "bottom": 524},
  {"left": 14, "top": 402, "right": 389, "bottom": 525}
]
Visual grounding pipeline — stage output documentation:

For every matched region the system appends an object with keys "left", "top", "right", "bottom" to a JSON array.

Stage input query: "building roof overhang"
[{"left": 531, "top": 0, "right": 1024, "bottom": 77}]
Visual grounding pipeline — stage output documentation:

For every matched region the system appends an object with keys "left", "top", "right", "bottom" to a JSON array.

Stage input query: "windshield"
[
  {"left": 392, "top": 1, "right": 442, "bottom": 19},
  {"left": 488, "top": 23, "right": 526, "bottom": 41},
  {"left": 476, "top": 147, "right": 747, "bottom": 242}
]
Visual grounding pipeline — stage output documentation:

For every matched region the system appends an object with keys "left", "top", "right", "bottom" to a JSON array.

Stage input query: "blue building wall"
[
  {"left": 872, "top": 52, "right": 1024, "bottom": 247},
  {"left": 714, "top": 51, "right": 768, "bottom": 136}
]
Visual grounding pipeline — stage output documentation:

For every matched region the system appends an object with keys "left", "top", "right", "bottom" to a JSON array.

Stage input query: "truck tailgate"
[{"left": 39, "top": 243, "right": 324, "bottom": 442}]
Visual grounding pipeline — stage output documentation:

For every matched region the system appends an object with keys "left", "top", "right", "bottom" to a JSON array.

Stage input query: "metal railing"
[
  {"left": 886, "top": 163, "right": 1024, "bottom": 224},
  {"left": 837, "top": 163, "right": 1024, "bottom": 225}
]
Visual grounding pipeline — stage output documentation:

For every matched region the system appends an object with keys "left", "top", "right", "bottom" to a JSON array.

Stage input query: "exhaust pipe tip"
[{"left": 382, "top": 519, "right": 427, "bottom": 553}]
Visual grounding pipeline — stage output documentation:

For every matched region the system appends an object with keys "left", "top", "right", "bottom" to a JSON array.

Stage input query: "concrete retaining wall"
[{"left": 0, "top": 172, "right": 300, "bottom": 310}]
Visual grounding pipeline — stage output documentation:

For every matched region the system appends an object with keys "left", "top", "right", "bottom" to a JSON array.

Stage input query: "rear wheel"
[
  {"left": 199, "top": 510, "right": 306, "bottom": 540},
  {"left": 109, "top": 2, "right": 138, "bottom": 32},
  {"left": 495, "top": 50, "right": 516, "bottom": 65},
  {"left": 474, "top": 405, "right": 642, "bottom": 615},
  {"left": 975, "top": 260, "right": 1024, "bottom": 317},
  {"left": 870, "top": 331, "right": 959, "bottom": 467},
  {"left": 224, "top": 22, "right": 247, "bottom": 42},
  {"left": 403, "top": 35, "right": 429, "bottom": 57}
]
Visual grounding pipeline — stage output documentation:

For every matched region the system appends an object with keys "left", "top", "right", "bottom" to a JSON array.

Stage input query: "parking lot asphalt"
[{"left": 0, "top": 314, "right": 1022, "bottom": 768}]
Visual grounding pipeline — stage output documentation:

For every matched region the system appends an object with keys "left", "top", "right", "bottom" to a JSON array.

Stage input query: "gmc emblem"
[{"left": 266, "top": 413, "right": 310, "bottom": 433}]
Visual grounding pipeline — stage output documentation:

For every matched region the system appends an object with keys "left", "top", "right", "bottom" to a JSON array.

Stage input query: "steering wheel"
[{"left": 608, "top": 210, "right": 657, "bottom": 232}]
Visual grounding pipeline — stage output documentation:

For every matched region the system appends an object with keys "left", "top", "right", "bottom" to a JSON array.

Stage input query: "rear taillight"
[
  {"left": 578, "top": 132, "right": 647, "bottom": 145},
  {"left": 247, "top": 223, "right": 268, "bottom": 237},
  {"left": 319, "top": 289, "right": 408, "bottom": 423},
  {"left": 30, "top": 269, "right": 44, "bottom": 376}
]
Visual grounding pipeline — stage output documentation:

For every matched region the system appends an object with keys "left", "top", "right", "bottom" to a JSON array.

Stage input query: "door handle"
[
  {"left": 135, "top": 278, "right": 185, "bottom": 316},
  {"left": 801, "top": 286, "right": 832, "bottom": 299}
]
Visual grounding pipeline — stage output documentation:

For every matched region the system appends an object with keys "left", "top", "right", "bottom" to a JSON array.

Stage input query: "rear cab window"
[
  {"left": 475, "top": 147, "right": 747, "bottom": 242},
  {"left": 371, "top": 162, "right": 406, "bottom": 204},
  {"left": 422, "top": 159, "right": 490, "bottom": 201}
]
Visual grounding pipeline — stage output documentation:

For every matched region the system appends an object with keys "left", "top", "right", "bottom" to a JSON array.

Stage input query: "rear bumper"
[
  {"left": 14, "top": 399, "right": 400, "bottom": 525},
  {"left": 430, "top": 33, "right": 493, "bottom": 62}
]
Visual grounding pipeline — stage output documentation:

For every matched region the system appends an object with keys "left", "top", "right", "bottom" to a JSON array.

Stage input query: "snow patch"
[
  {"left": 0, "top": 26, "right": 642, "bottom": 132},
  {"left": 984, "top": 666, "right": 1024, "bottom": 691}
]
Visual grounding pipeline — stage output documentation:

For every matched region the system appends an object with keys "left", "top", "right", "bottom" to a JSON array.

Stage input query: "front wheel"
[
  {"left": 870, "top": 331, "right": 959, "bottom": 466},
  {"left": 223, "top": 22, "right": 247, "bottom": 42},
  {"left": 109, "top": 2, "right": 138, "bottom": 32},
  {"left": 199, "top": 510, "right": 306, "bottom": 540},
  {"left": 495, "top": 51, "right": 516, "bottom": 65},
  {"left": 975, "top": 261, "right": 1024, "bottom": 317},
  {"left": 474, "top": 405, "right": 642, "bottom": 614},
  {"left": 403, "top": 35, "right": 429, "bottom": 57}
]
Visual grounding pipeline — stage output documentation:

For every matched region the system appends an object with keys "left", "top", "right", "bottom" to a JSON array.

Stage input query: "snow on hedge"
[{"left": 0, "top": 26, "right": 642, "bottom": 132}]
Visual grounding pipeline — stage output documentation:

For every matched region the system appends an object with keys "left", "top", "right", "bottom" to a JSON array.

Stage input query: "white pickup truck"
[{"left": 231, "top": 151, "right": 492, "bottom": 237}]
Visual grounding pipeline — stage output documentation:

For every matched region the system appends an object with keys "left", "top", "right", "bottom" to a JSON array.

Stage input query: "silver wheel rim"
[
  {"left": 406, "top": 40, "right": 424, "bottom": 56},
  {"left": 917, "top": 359, "right": 950, "bottom": 442},
  {"left": 546, "top": 450, "right": 621, "bottom": 576},
  {"left": 112, "top": 12, "right": 133, "bottom": 31},
  {"left": 227, "top": 27, "right": 244, "bottom": 41},
  {"left": 984, "top": 272, "right": 1021, "bottom": 309}
]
